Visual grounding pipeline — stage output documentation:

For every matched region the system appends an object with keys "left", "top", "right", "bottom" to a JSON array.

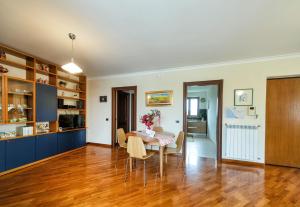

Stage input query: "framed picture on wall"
[
  {"left": 145, "top": 90, "right": 173, "bottom": 106},
  {"left": 234, "top": 88, "right": 253, "bottom": 106}
]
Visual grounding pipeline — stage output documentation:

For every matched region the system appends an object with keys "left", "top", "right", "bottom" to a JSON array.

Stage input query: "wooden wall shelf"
[
  {"left": 0, "top": 58, "right": 34, "bottom": 70},
  {"left": 36, "top": 69, "right": 56, "bottom": 76},
  {"left": 0, "top": 43, "right": 87, "bottom": 143},
  {"left": 57, "top": 75, "right": 80, "bottom": 84},
  {"left": 57, "top": 86, "right": 84, "bottom": 93},
  {"left": 57, "top": 96, "right": 85, "bottom": 101}
]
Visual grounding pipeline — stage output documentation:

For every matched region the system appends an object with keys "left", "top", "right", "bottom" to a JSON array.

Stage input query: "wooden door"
[
  {"left": 266, "top": 78, "right": 300, "bottom": 168},
  {"left": 117, "top": 91, "right": 130, "bottom": 132}
]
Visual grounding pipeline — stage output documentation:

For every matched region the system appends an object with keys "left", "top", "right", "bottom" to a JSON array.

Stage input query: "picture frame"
[
  {"left": 145, "top": 90, "right": 173, "bottom": 106},
  {"left": 234, "top": 88, "right": 253, "bottom": 106}
]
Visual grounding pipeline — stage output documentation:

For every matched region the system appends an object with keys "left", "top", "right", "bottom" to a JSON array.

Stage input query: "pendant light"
[{"left": 62, "top": 33, "right": 83, "bottom": 74}]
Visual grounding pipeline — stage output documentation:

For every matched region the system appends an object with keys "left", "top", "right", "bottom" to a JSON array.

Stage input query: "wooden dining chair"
[
  {"left": 164, "top": 131, "right": 185, "bottom": 168},
  {"left": 115, "top": 128, "right": 127, "bottom": 168},
  {"left": 125, "top": 136, "right": 155, "bottom": 187}
]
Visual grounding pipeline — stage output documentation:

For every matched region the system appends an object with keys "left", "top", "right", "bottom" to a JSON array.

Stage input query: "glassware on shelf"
[{"left": 7, "top": 78, "right": 33, "bottom": 123}]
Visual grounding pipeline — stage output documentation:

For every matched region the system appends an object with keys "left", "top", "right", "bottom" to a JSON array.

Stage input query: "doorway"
[
  {"left": 266, "top": 77, "right": 300, "bottom": 168},
  {"left": 183, "top": 80, "right": 223, "bottom": 161},
  {"left": 112, "top": 86, "right": 137, "bottom": 147}
]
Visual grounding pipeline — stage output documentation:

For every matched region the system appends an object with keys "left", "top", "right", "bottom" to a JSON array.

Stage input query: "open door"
[
  {"left": 117, "top": 91, "right": 130, "bottom": 132},
  {"left": 112, "top": 86, "right": 137, "bottom": 147}
]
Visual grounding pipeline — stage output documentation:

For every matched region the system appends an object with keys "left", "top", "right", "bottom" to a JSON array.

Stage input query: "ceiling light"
[{"left": 62, "top": 33, "right": 83, "bottom": 74}]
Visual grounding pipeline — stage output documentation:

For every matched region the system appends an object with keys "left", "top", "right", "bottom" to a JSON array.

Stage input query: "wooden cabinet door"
[
  {"left": 266, "top": 78, "right": 300, "bottom": 167},
  {"left": 36, "top": 83, "right": 57, "bottom": 122},
  {"left": 6, "top": 136, "right": 36, "bottom": 170}
]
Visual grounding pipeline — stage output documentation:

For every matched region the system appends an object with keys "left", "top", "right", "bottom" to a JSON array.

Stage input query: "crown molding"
[{"left": 88, "top": 52, "right": 300, "bottom": 80}]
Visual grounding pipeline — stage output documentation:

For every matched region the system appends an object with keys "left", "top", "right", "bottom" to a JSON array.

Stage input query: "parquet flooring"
[{"left": 0, "top": 145, "right": 300, "bottom": 207}]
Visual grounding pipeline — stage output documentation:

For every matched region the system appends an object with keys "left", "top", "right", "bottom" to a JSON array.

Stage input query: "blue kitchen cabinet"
[
  {"left": 36, "top": 133, "right": 58, "bottom": 160},
  {"left": 36, "top": 83, "right": 57, "bottom": 122},
  {"left": 74, "top": 130, "right": 86, "bottom": 148},
  {"left": 78, "top": 129, "right": 86, "bottom": 147},
  {"left": 58, "top": 131, "right": 75, "bottom": 153},
  {"left": 5, "top": 136, "right": 36, "bottom": 170},
  {"left": 0, "top": 140, "right": 5, "bottom": 172}
]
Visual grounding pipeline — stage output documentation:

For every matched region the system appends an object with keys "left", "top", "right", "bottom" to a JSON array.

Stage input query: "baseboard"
[
  {"left": 87, "top": 142, "right": 112, "bottom": 148},
  {"left": 222, "top": 159, "right": 265, "bottom": 168},
  {"left": 0, "top": 146, "right": 86, "bottom": 177}
]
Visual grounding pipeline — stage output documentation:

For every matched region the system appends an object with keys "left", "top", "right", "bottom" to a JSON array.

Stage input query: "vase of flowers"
[{"left": 140, "top": 109, "right": 161, "bottom": 130}]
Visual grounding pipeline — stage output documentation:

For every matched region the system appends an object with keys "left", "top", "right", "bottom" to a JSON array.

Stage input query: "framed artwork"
[
  {"left": 234, "top": 88, "right": 253, "bottom": 106},
  {"left": 145, "top": 90, "right": 173, "bottom": 106}
]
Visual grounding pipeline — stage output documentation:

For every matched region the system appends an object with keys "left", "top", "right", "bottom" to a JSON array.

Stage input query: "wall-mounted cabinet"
[
  {"left": 36, "top": 83, "right": 57, "bottom": 122},
  {"left": 0, "top": 43, "right": 87, "bottom": 174},
  {"left": 7, "top": 77, "right": 34, "bottom": 123}
]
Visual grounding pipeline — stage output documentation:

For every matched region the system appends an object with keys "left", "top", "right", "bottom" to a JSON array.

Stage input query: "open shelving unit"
[{"left": 0, "top": 43, "right": 87, "bottom": 139}]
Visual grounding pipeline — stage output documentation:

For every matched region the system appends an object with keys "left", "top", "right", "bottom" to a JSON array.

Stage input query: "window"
[{"left": 187, "top": 98, "right": 199, "bottom": 116}]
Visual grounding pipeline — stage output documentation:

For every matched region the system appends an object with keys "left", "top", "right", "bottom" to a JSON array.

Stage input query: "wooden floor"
[{"left": 0, "top": 145, "right": 300, "bottom": 207}]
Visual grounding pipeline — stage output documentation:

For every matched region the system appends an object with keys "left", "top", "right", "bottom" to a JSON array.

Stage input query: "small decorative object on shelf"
[
  {"left": 59, "top": 80, "right": 67, "bottom": 87},
  {"left": 0, "top": 65, "right": 8, "bottom": 73},
  {"left": 42, "top": 64, "right": 49, "bottom": 72},
  {"left": 16, "top": 126, "right": 33, "bottom": 136},
  {"left": 36, "top": 122, "right": 50, "bottom": 134},
  {"left": 0, "top": 131, "right": 16, "bottom": 139},
  {"left": 0, "top": 49, "right": 6, "bottom": 60},
  {"left": 140, "top": 109, "right": 161, "bottom": 129},
  {"left": 37, "top": 78, "right": 49, "bottom": 84}
]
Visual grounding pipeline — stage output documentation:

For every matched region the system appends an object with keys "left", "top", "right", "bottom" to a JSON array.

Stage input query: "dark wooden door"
[
  {"left": 266, "top": 78, "right": 300, "bottom": 168},
  {"left": 117, "top": 91, "right": 130, "bottom": 132}
]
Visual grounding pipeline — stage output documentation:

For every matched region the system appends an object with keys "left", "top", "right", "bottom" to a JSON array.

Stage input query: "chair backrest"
[
  {"left": 117, "top": 128, "right": 127, "bottom": 148},
  {"left": 176, "top": 131, "right": 185, "bottom": 153},
  {"left": 153, "top": 126, "right": 163, "bottom": 133},
  {"left": 127, "top": 136, "right": 146, "bottom": 159}
]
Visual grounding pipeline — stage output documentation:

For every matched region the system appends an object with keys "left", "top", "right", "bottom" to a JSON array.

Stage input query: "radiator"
[{"left": 224, "top": 123, "right": 261, "bottom": 162}]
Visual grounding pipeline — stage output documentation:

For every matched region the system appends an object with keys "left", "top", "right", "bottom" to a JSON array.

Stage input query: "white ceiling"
[{"left": 0, "top": 0, "right": 300, "bottom": 77}]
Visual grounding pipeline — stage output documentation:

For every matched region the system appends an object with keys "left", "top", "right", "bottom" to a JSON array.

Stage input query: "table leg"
[
  {"left": 130, "top": 157, "right": 132, "bottom": 172},
  {"left": 159, "top": 146, "right": 164, "bottom": 179}
]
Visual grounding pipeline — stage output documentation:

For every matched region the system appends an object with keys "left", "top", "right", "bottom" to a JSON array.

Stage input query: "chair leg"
[
  {"left": 144, "top": 160, "right": 147, "bottom": 187},
  {"left": 165, "top": 154, "right": 168, "bottom": 163},
  {"left": 177, "top": 154, "right": 180, "bottom": 168},
  {"left": 124, "top": 157, "right": 129, "bottom": 182},
  {"left": 115, "top": 146, "right": 120, "bottom": 169}
]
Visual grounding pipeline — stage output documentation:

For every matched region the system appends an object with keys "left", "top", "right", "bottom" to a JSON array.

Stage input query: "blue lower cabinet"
[
  {"left": 58, "top": 131, "right": 74, "bottom": 153},
  {"left": 5, "top": 136, "right": 36, "bottom": 170},
  {"left": 75, "top": 130, "right": 86, "bottom": 148},
  {"left": 58, "top": 130, "right": 86, "bottom": 153},
  {"left": 0, "top": 140, "right": 5, "bottom": 172},
  {"left": 36, "top": 133, "right": 58, "bottom": 160}
]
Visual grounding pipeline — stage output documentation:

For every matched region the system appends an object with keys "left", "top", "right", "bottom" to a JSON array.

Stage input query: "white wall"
[{"left": 87, "top": 55, "right": 300, "bottom": 163}]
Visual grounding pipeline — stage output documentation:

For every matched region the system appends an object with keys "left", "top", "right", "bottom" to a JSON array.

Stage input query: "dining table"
[{"left": 126, "top": 130, "right": 176, "bottom": 179}]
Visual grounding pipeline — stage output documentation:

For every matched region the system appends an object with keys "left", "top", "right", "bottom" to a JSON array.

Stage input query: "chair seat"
[{"left": 164, "top": 147, "right": 180, "bottom": 155}]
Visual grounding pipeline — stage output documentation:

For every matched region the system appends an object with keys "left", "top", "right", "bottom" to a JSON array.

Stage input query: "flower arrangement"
[{"left": 140, "top": 109, "right": 161, "bottom": 129}]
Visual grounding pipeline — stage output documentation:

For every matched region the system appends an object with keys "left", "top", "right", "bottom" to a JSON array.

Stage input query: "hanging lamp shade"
[{"left": 62, "top": 33, "right": 83, "bottom": 74}]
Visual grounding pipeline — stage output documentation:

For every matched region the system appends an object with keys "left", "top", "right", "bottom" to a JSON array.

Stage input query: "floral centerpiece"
[{"left": 140, "top": 109, "right": 161, "bottom": 129}]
